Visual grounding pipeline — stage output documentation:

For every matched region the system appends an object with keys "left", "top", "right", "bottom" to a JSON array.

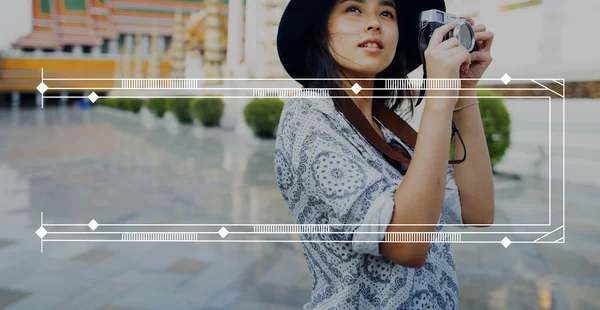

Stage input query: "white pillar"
[
  {"left": 142, "top": 35, "right": 151, "bottom": 57},
  {"left": 109, "top": 39, "right": 119, "bottom": 55},
  {"left": 227, "top": 0, "right": 244, "bottom": 68},
  {"left": 244, "top": 0, "right": 259, "bottom": 77},
  {"left": 11, "top": 91, "right": 20, "bottom": 108},
  {"left": 262, "top": 0, "right": 288, "bottom": 78},
  {"left": 92, "top": 45, "right": 101, "bottom": 56},
  {"left": 125, "top": 35, "right": 134, "bottom": 52},
  {"left": 73, "top": 45, "right": 83, "bottom": 57}
]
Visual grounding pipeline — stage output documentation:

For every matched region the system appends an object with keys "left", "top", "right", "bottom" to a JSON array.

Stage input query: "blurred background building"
[
  {"left": 445, "top": 0, "right": 599, "bottom": 90},
  {"left": 2, "top": 0, "right": 598, "bottom": 108},
  {"left": 0, "top": 0, "right": 289, "bottom": 108}
]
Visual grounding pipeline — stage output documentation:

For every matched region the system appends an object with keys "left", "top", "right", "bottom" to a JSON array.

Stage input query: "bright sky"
[{"left": 0, "top": 1, "right": 32, "bottom": 49}]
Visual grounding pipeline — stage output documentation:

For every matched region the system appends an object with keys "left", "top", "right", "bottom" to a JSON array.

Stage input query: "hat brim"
[{"left": 276, "top": 0, "right": 446, "bottom": 84}]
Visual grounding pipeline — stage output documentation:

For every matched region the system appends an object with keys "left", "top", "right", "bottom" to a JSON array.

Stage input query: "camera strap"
[
  {"left": 331, "top": 90, "right": 415, "bottom": 169},
  {"left": 415, "top": 20, "right": 430, "bottom": 108},
  {"left": 330, "top": 87, "right": 467, "bottom": 169}
]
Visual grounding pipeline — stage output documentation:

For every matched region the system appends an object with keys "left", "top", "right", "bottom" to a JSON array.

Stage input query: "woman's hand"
[
  {"left": 458, "top": 16, "right": 494, "bottom": 89},
  {"left": 424, "top": 19, "right": 471, "bottom": 107}
]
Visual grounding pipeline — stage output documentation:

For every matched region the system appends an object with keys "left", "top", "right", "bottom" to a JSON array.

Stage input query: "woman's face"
[{"left": 327, "top": 0, "right": 399, "bottom": 79}]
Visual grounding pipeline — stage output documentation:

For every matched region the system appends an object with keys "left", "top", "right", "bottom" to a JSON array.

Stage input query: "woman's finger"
[
  {"left": 453, "top": 56, "right": 471, "bottom": 73},
  {"left": 475, "top": 31, "right": 495, "bottom": 50},
  {"left": 448, "top": 46, "right": 471, "bottom": 72},
  {"left": 469, "top": 51, "right": 483, "bottom": 62},
  {"left": 460, "top": 15, "right": 475, "bottom": 26},
  {"left": 470, "top": 51, "right": 492, "bottom": 63},
  {"left": 474, "top": 31, "right": 493, "bottom": 41},
  {"left": 429, "top": 19, "right": 460, "bottom": 46},
  {"left": 446, "top": 45, "right": 467, "bottom": 58},
  {"left": 447, "top": 46, "right": 471, "bottom": 64},
  {"left": 437, "top": 37, "right": 462, "bottom": 51},
  {"left": 473, "top": 24, "right": 486, "bottom": 32}
]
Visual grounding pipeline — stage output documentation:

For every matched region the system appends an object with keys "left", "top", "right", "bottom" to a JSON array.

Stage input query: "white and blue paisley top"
[{"left": 274, "top": 95, "right": 467, "bottom": 310}]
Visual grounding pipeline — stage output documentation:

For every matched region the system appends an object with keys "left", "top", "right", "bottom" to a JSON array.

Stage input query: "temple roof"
[
  {"left": 14, "top": 0, "right": 238, "bottom": 49},
  {"left": 13, "top": 31, "right": 60, "bottom": 49}
]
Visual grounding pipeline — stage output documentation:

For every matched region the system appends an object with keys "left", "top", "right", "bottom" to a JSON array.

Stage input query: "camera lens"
[{"left": 454, "top": 21, "right": 475, "bottom": 52}]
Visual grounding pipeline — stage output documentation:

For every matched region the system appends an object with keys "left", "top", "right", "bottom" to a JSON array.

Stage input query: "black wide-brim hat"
[{"left": 277, "top": 0, "right": 445, "bottom": 86}]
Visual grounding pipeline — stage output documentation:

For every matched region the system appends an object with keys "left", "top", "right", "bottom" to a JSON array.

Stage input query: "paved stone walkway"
[{"left": 0, "top": 107, "right": 597, "bottom": 310}]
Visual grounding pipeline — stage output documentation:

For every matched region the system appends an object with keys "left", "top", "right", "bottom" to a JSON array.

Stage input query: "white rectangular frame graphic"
[{"left": 34, "top": 73, "right": 566, "bottom": 249}]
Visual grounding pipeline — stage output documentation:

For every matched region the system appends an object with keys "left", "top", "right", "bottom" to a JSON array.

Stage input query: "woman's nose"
[
  {"left": 366, "top": 21, "right": 382, "bottom": 33},
  {"left": 367, "top": 26, "right": 381, "bottom": 32}
]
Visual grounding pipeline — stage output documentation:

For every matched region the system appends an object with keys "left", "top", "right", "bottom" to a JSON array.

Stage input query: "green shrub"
[
  {"left": 243, "top": 98, "right": 284, "bottom": 138},
  {"left": 146, "top": 98, "right": 167, "bottom": 118},
  {"left": 190, "top": 98, "right": 224, "bottom": 127},
  {"left": 98, "top": 98, "right": 109, "bottom": 107},
  {"left": 451, "top": 90, "right": 511, "bottom": 168},
  {"left": 105, "top": 98, "right": 118, "bottom": 108},
  {"left": 478, "top": 90, "right": 511, "bottom": 168},
  {"left": 166, "top": 98, "right": 193, "bottom": 124},
  {"left": 115, "top": 98, "right": 128, "bottom": 110},
  {"left": 125, "top": 98, "right": 145, "bottom": 113},
  {"left": 121, "top": 99, "right": 130, "bottom": 111}
]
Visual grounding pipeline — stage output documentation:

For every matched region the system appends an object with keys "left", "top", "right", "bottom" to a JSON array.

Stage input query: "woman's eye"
[
  {"left": 381, "top": 11, "right": 395, "bottom": 18},
  {"left": 346, "top": 6, "right": 360, "bottom": 13}
]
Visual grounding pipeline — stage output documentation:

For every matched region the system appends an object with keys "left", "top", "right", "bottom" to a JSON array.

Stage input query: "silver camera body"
[{"left": 419, "top": 9, "right": 476, "bottom": 52}]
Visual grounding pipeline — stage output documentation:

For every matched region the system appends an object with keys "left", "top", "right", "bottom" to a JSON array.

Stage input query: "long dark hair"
[{"left": 303, "top": 1, "right": 416, "bottom": 121}]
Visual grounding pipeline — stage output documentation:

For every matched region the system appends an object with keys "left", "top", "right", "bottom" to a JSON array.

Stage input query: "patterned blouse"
[{"left": 274, "top": 95, "right": 467, "bottom": 310}]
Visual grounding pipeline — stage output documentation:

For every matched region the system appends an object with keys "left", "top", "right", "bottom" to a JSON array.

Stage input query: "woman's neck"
[{"left": 341, "top": 78, "right": 375, "bottom": 119}]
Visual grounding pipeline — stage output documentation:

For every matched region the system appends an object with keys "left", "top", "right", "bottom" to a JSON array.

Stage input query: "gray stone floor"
[{"left": 0, "top": 107, "right": 597, "bottom": 310}]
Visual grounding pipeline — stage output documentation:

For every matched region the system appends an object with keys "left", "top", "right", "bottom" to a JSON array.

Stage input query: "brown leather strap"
[
  {"left": 331, "top": 92, "right": 417, "bottom": 165},
  {"left": 372, "top": 102, "right": 417, "bottom": 148}
]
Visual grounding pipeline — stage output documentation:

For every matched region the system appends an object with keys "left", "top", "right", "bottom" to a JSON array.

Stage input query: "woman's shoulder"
[
  {"left": 281, "top": 94, "right": 337, "bottom": 120},
  {"left": 275, "top": 95, "right": 357, "bottom": 160},
  {"left": 278, "top": 97, "right": 332, "bottom": 146}
]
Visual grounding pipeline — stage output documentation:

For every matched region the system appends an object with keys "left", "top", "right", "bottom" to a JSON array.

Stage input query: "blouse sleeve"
[{"left": 274, "top": 99, "right": 402, "bottom": 257}]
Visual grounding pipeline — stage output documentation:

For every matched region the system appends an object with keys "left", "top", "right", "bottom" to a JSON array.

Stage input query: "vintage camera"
[{"left": 418, "top": 9, "right": 477, "bottom": 53}]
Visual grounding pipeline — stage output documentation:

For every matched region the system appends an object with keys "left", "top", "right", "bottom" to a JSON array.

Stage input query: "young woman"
[{"left": 274, "top": 0, "right": 495, "bottom": 308}]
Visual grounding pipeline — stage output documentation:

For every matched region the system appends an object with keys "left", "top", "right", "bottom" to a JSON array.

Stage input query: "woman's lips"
[
  {"left": 359, "top": 43, "right": 383, "bottom": 53},
  {"left": 359, "top": 42, "right": 381, "bottom": 48}
]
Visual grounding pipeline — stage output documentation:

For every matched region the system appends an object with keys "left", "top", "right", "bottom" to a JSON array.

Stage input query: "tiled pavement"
[{"left": 0, "top": 107, "right": 598, "bottom": 309}]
